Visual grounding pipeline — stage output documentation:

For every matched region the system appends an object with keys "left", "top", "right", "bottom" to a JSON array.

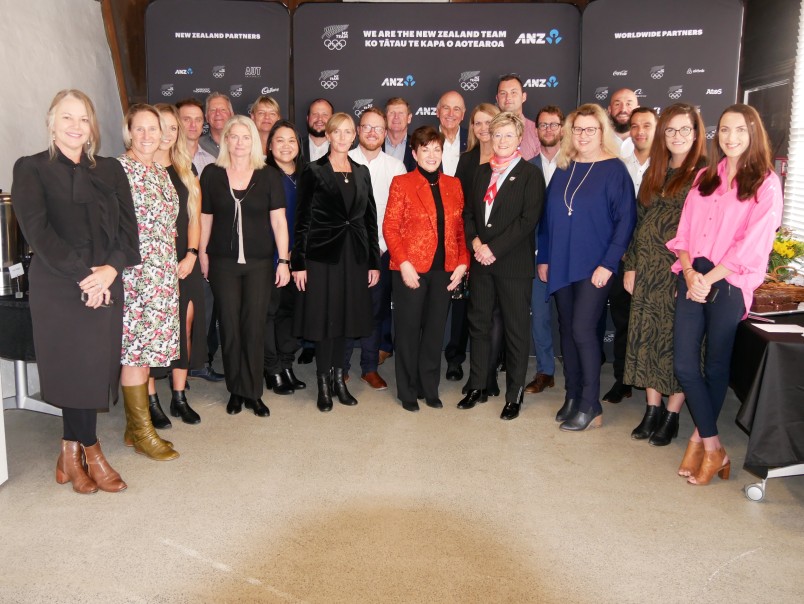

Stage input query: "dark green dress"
[{"left": 623, "top": 168, "right": 694, "bottom": 395}]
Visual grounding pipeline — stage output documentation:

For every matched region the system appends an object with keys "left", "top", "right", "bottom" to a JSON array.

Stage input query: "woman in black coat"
[
  {"left": 292, "top": 112, "right": 381, "bottom": 412},
  {"left": 12, "top": 90, "right": 140, "bottom": 494}
]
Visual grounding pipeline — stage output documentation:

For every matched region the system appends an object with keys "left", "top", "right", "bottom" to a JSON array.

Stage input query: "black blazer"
[
  {"left": 291, "top": 156, "right": 380, "bottom": 271},
  {"left": 383, "top": 136, "right": 416, "bottom": 172},
  {"left": 463, "top": 159, "right": 545, "bottom": 279}
]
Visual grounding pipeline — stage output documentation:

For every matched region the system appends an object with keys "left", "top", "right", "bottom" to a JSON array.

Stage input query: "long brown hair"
[
  {"left": 638, "top": 103, "right": 706, "bottom": 207},
  {"left": 695, "top": 104, "right": 773, "bottom": 202}
]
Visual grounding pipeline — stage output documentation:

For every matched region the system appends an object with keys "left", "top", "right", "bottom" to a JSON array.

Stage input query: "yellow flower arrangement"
[{"left": 768, "top": 227, "right": 804, "bottom": 279}]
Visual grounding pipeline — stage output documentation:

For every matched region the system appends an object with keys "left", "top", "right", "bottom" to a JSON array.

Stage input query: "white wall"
[{"left": 0, "top": 0, "right": 124, "bottom": 191}]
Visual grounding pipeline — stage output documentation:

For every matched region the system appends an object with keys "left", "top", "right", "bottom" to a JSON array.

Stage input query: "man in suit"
[
  {"left": 299, "top": 98, "right": 334, "bottom": 163},
  {"left": 384, "top": 97, "right": 416, "bottom": 172},
  {"left": 458, "top": 112, "right": 545, "bottom": 420},
  {"left": 435, "top": 90, "right": 468, "bottom": 176}
]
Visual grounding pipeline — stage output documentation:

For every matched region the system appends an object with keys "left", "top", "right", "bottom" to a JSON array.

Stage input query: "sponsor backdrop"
[
  {"left": 581, "top": 0, "right": 743, "bottom": 135},
  {"left": 145, "top": 0, "right": 290, "bottom": 115},
  {"left": 293, "top": 3, "right": 580, "bottom": 128}
]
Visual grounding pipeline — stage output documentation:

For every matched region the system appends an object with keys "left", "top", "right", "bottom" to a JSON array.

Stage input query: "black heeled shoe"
[
  {"left": 226, "top": 393, "right": 243, "bottom": 415},
  {"left": 332, "top": 368, "right": 358, "bottom": 406},
  {"left": 457, "top": 389, "right": 488, "bottom": 410},
  {"left": 244, "top": 398, "right": 270, "bottom": 417},
  {"left": 424, "top": 398, "right": 443, "bottom": 409},
  {"left": 402, "top": 400, "right": 420, "bottom": 412},
  {"left": 649, "top": 409, "right": 680, "bottom": 447},
  {"left": 265, "top": 371, "right": 294, "bottom": 395},
  {"left": 555, "top": 397, "right": 578, "bottom": 423},
  {"left": 148, "top": 393, "right": 172, "bottom": 429},
  {"left": 316, "top": 371, "right": 333, "bottom": 412},
  {"left": 631, "top": 403, "right": 664, "bottom": 440},
  {"left": 283, "top": 367, "right": 306, "bottom": 389},
  {"left": 500, "top": 389, "right": 524, "bottom": 421},
  {"left": 170, "top": 390, "right": 201, "bottom": 425},
  {"left": 560, "top": 408, "right": 603, "bottom": 431}
]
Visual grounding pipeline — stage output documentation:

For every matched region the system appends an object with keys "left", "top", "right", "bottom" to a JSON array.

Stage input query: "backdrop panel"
[
  {"left": 581, "top": 0, "right": 743, "bottom": 134},
  {"left": 146, "top": 0, "right": 290, "bottom": 116},
  {"left": 293, "top": 3, "right": 580, "bottom": 129}
]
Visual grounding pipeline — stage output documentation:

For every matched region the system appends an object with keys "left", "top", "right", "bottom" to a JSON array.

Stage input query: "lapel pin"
[{"left": 509, "top": 176, "right": 516, "bottom": 181}]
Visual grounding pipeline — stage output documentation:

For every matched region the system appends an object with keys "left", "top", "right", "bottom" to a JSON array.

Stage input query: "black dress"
[
  {"left": 11, "top": 150, "right": 140, "bottom": 409},
  {"left": 292, "top": 156, "right": 380, "bottom": 340}
]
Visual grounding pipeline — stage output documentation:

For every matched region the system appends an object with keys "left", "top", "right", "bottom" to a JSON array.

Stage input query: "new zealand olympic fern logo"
[
  {"left": 353, "top": 98, "right": 373, "bottom": 117},
  {"left": 323, "top": 25, "right": 349, "bottom": 51},
  {"left": 320, "top": 70, "right": 340, "bottom": 90},
  {"left": 459, "top": 71, "right": 480, "bottom": 91}
]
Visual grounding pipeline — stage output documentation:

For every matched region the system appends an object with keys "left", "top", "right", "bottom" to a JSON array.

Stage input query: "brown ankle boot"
[
  {"left": 122, "top": 383, "right": 179, "bottom": 461},
  {"left": 83, "top": 440, "right": 127, "bottom": 492},
  {"left": 55, "top": 440, "right": 98, "bottom": 494}
]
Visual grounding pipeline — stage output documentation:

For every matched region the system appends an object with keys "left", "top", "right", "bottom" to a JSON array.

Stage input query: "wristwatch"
[
  {"left": 186, "top": 248, "right": 199, "bottom": 256},
  {"left": 277, "top": 258, "right": 290, "bottom": 265}
]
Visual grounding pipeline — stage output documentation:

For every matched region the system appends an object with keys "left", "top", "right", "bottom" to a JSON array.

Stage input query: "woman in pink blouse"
[{"left": 667, "top": 104, "right": 783, "bottom": 486}]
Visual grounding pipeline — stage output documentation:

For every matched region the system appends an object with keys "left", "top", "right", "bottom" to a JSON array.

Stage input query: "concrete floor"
[{"left": 1, "top": 355, "right": 802, "bottom": 604}]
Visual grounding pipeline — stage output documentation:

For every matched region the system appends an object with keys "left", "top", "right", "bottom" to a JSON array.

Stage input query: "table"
[{"left": 730, "top": 313, "right": 804, "bottom": 501}]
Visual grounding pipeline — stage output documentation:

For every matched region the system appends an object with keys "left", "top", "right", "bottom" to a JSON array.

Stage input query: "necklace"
[
  {"left": 563, "top": 161, "right": 596, "bottom": 216},
  {"left": 283, "top": 171, "right": 296, "bottom": 186},
  {"left": 338, "top": 171, "right": 349, "bottom": 184},
  {"left": 128, "top": 149, "right": 153, "bottom": 168}
]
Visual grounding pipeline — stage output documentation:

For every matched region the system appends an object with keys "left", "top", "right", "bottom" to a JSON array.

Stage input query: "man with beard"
[
  {"left": 199, "top": 92, "right": 233, "bottom": 157},
  {"left": 607, "top": 88, "right": 638, "bottom": 158},
  {"left": 177, "top": 98, "right": 216, "bottom": 175},
  {"left": 299, "top": 98, "right": 333, "bottom": 162},
  {"left": 602, "top": 107, "right": 657, "bottom": 404},
  {"left": 496, "top": 74, "right": 540, "bottom": 160},
  {"left": 384, "top": 97, "right": 416, "bottom": 172},
  {"left": 343, "top": 108, "right": 407, "bottom": 388},
  {"left": 525, "top": 105, "right": 562, "bottom": 395},
  {"left": 435, "top": 90, "right": 467, "bottom": 176}
]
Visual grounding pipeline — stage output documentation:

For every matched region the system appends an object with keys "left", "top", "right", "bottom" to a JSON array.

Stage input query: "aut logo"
[{"left": 322, "top": 24, "right": 349, "bottom": 51}]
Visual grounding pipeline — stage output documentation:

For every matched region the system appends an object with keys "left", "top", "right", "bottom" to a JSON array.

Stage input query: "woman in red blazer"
[{"left": 383, "top": 126, "right": 470, "bottom": 412}]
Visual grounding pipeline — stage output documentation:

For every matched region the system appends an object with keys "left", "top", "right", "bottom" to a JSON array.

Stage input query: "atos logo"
[
  {"left": 705, "top": 126, "right": 717, "bottom": 140},
  {"left": 353, "top": 98, "right": 373, "bottom": 117},
  {"left": 245, "top": 66, "right": 262, "bottom": 77},
  {"left": 459, "top": 71, "right": 480, "bottom": 91},
  {"left": 381, "top": 75, "right": 416, "bottom": 87},
  {"left": 174, "top": 68, "right": 193, "bottom": 75},
  {"left": 668, "top": 85, "right": 684, "bottom": 100},
  {"left": 230, "top": 84, "right": 243, "bottom": 98},
  {"left": 706, "top": 88, "right": 723, "bottom": 95},
  {"left": 320, "top": 70, "right": 340, "bottom": 90},
  {"left": 514, "top": 29, "right": 562, "bottom": 45},
  {"left": 524, "top": 76, "right": 558, "bottom": 88},
  {"left": 415, "top": 107, "right": 437, "bottom": 116},
  {"left": 212, "top": 65, "right": 225, "bottom": 79},
  {"left": 594, "top": 87, "right": 609, "bottom": 101},
  {"left": 650, "top": 65, "right": 665, "bottom": 79},
  {"left": 322, "top": 24, "right": 349, "bottom": 51},
  {"left": 161, "top": 84, "right": 174, "bottom": 97}
]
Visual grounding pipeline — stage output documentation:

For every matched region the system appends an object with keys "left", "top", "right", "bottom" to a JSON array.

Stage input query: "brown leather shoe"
[
  {"left": 378, "top": 350, "right": 393, "bottom": 365},
  {"left": 83, "top": 440, "right": 127, "bottom": 492},
  {"left": 361, "top": 371, "right": 388, "bottom": 390},
  {"left": 525, "top": 373, "right": 555, "bottom": 394},
  {"left": 55, "top": 440, "right": 98, "bottom": 494}
]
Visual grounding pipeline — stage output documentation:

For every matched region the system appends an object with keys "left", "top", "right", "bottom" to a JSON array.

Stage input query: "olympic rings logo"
[
  {"left": 324, "top": 39, "right": 346, "bottom": 51},
  {"left": 460, "top": 81, "right": 479, "bottom": 91},
  {"left": 321, "top": 81, "right": 338, "bottom": 90}
]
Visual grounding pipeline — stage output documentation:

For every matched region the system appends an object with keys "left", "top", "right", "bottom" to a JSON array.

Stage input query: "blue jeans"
[
  {"left": 673, "top": 258, "right": 745, "bottom": 438},
  {"left": 531, "top": 277, "right": 555, "bottom": 376}
]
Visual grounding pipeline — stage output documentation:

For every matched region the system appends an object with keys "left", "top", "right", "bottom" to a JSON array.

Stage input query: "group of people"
[{"left": 11, "top": 78, "right": 782, "bottom": 494}]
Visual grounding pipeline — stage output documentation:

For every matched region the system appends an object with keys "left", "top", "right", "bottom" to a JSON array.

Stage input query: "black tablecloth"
[
  {"left": 0, "top": 295, "right": 36, "bottom": 362},
  {"left": 731, "top": 313, "right": 804, "bottom": 477}
]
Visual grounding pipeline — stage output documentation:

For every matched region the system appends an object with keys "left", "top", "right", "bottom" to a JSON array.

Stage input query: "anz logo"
[
  {"left": 381, "top": 75, "right": 416, "bottom": 87},
  {"left": 515, "top": 29, "right": 562, "bottom": 45},
  {"left": 415, "top": 107, "right": 437, "bottom": 116},
  {"left": 524, "top": 76, "right": 558, "bottom": 88}
]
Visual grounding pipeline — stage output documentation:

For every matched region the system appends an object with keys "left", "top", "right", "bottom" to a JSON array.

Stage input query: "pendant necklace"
[
  {"left": 563, "top": 160, "right": 596, "bottom": 216},
  {"left": 338, "top": 171, "right": 350, "bottom": 184}
]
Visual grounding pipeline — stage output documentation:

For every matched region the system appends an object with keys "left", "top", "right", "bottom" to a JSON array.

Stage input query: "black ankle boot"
[
  {"left": 283, "top": 367, "right": 306, "bottom": 389},
  {"left": 332, "top": 368, "right": 358, "bottom": 405},
  {"left": 649, "top": 409, "right": 680, "bottom": 446},
  {"left": 316, "top": 371, "right": 333, "bottom": 412},
  {"left": 148, "top": 394, "right": 172, "bottom": 429},
  {"left": 631, "top": 404, "right": 664, "bottom": 440},
  {"left": 170, "top": 390, "right": 201, "bottom": 425},
  {"left": 555, "top": 397, "right": 579, "bottom": 423},
  {"left": 266, "top": 371, "right": 294, "bottom": 395}
]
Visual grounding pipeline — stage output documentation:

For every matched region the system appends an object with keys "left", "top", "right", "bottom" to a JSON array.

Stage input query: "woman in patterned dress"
[
  {"left": 118, "top": 104, "right": 181, "bottom": 461},
  {"left": 623, "top": 103, "right": 706, "bottom": 446}
]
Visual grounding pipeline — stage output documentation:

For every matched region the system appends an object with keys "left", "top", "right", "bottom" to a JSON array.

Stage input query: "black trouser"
[
  {"left": 392, "top": 270, "right": 452, "bottom": 402},
  {"left": 606, "top": 260, "right": 631, "bottom": 382},
  {"left": 62, "top": 408, "right": 97, "bottom": 446},
  {"left": 379, "top": 251, "right": 394, "bottom": 354},
  {"left": 467, "top": 273, "right": 532, "bottom": 403},
  {"left": 264, "top": 279, "right": 300, "bottom": 374},
  {"left": 203, "top": 279, "right": 220, "bottom": 366},
  {"left": 209, "top": 257, "right": 273, "bottom": 400},
  {"left": 444, "top": 298, "right": 470, "bottom": 365}
]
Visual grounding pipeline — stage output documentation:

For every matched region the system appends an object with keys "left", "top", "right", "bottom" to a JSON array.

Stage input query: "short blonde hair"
[
  {"left": 47, "top": 89, "right": 101, "bottom": 166},
  {"left": 250, "top": 95, "right": 281, "bottom": 118},
  {"left": 122, "top": 104, "right": 164, "bottom": 150},
  {"left": 558, "top": 103, "right": 621, "bottom": 169},
  {"left": 216, "top": 115, "right": 266, "bottom": 170},
  {"left": 489, "top": 111, "right": 524, "bottom": 138},
  {"left": 326, "top": 112, "right": 356, "bottom": 136}
]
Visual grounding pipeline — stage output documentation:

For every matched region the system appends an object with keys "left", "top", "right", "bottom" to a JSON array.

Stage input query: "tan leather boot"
[
  {"left": 55, "top": 440, "right": 98, "bottom": 494},
  {"left": 122, "top": 383, "right": 179, "bottom": 461},
  {"left": 83, "top": 440, "right": 127, "bottom": 492}
]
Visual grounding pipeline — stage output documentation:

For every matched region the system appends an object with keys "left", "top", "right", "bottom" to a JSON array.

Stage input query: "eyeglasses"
[
  {"left": 665, "top": 126, "right": 694, "bottom": 138},
  {"left": 492, "top": 133, "right": 518, "bottom": 141},
  {"left": 538, "top": 122, "right": 561, "bottom": 131},
  {"left": 571, "top": 127, "right": 599, "bottom": 136},
  {"left": 360, "top": 124, "right": 385, "bottom": 134}
]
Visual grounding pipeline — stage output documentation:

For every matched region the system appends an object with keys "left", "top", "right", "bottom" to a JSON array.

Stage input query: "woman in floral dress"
[{"left": 117, "top": 104, "right": 181, "bottom": 461}]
